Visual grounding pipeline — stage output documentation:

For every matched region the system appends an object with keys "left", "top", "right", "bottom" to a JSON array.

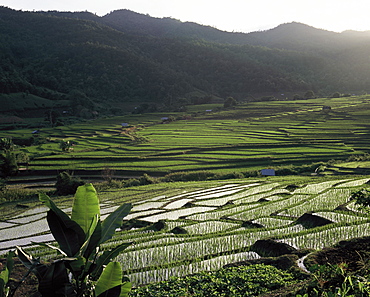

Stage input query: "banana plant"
[{"left": 16, "top": 183, "right": 132, "bottom": 297}]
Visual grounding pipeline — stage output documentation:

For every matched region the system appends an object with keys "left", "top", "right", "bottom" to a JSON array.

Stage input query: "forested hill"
[
  {"left": 1, "top": 6, "right": 370, "bottom": 117},
  {"left": 42, "top": 9, "right": 370, "bottom": 51}
]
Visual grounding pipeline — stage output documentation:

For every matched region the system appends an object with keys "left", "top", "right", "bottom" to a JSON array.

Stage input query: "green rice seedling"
[
  {"left": 186, "top": 203, "right": 261, "bottom": 220},
  {"left": 132, "top": 237, "right": 187, "bottom": 249},
  {"left": 252, "top": 217, "right": 293, "bottom": 229},
  {"left": 231, "top": 191, "right": 289, "bottom": 205},
  {"left": 229, "top": 194, "right": 310, "bottom": 221},
  {"left": 163, "top": 198, "right": 193, "bottom": 209},
  {"left": 165, "top": 221, "right": 188, "bottom": 230},
  {"left": 117, "top": 224, "right": 305, "bottom": 273},
  {"left": 170, "top": 184, "right": 243, "bottom": 200},
  {"left": 139, "top": 207, "right": 217, "bottom": 223},
  {"left": 284, "top": 188, "right": 352, "bottom": 217},
  {"left": 181, "top": 221, "right": 240, "bottom": 235},
  {"left": 188, "top": 184, "right": 259, "bottom": 200},
  {"left": 127, "top": 252, "right": 260, "bottom": 286},
  {"left": 313, "top": 211, "right": 369, "bottom": 224},
  {"left": 190, "top": 184, "right": 263, "bottom": 206},
  {"left": 335, "top": 178, "right": 370, "bottom": 188},
  {"left": 293, "top": 180, "right": 349, "bottom": 194},
  {"left": 124, "top": 209, "right": 166, "bottom": 221},
  {"left": 279, "top": 223, "right": 370, "bottom": 250},
  {"left": 233, "top": 183, "right": 281, "bottom": 204},
  {"left": 132, "top": 201, "right": 168, "bottom": 211}
]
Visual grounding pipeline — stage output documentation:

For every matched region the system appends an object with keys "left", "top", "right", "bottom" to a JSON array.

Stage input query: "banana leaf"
[
  {"left": 83, "top": 220, "right": 102, "bottom": 259},
  {"left": 15, "top": 247, "right": 48, "bottom": 281},
  {"left": 91, "top": 242, "right": 131, "bottom": 280},
  {"left": 94, "top": 262, "right": 122, "bottom": 297},
  {"left": 39, "top": 193, "right": 85, "bottom": 253},
  {"left": 119, "top": 281, "right": 132, "bottom": 297},
  {"left": 71, "top": 184, "right": 100, "bottom": 234},
  {"left": 38, "top": 261, "right": 75, "bottom": 297},
  {"left": 100, "top": 203, "right": 131, "bottom": 244},
  {"left": 46, "top": 210, "right": 84, "bottom": 257}
]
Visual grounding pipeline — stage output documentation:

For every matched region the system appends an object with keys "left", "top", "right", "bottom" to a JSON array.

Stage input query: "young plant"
[
  {"left": 15, "top": 183, "right": 132, "bottom": 297},
  {"left": 0, "top": 251, "right": 15, "bottom": 297}
]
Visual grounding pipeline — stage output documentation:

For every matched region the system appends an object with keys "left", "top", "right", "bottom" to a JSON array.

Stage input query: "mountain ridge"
[{"left": 1, "top": 6, "right": 370, "bottom": 117}]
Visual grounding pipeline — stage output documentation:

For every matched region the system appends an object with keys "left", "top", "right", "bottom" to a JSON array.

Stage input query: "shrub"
[
  {"left": 0, "top": 188, "right": 40, "bottom": 203},
  {"left": 129, "top": 264, "right": 296, "bottom": 297},
  {"left": 162, "top": 170, "right": 219, "bottom": 182},
  {"left": 298, "top": 263, "right": 370, "bottom": 296},
  {"left": 0, "top": 152, "right": 18, "bottom": 177},
  {"left": 55, "top": 171, "right": 84, "bottom": 195},
  {"left": 304, "top": 90, "right": 315, "bottom": 99},
  {"left": 218, "top": 172, "right": 245, "bottom": 179},
  {"left": 95, "top": 179, "right": 123, "bottom": 191},
  {"left": 139, "top": 173, "right": 157, "bottom": 185},
  {"left": 224, "top": 96, "right": 237, "bottom": 108},
  {"left": 351, "top": 188, "right": 370, "bottom": 208},
  {"left": 331, "top": 92, "right": 341, "bottom": 98},
  {"left": 123, "top": 178, "right": 141, "bottom": 187}
]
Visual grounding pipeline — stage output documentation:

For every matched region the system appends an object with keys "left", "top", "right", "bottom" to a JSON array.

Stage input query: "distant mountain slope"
[
  {"left": 40, "top": 9, "right": 370, "bottom": 51},
  {"left": 99, "top": 10, "right": 370, "bottom": 51},
  {"left": 0, "top": 7, "right": 370, "bottom": 116}
]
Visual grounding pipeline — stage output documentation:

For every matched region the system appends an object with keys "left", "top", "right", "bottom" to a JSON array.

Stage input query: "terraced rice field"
[
  {"left": 1, "top": 176, "right": 370, "bottom": 286},
  {"left": 3, "top": 95, "right": 370, "bottom": 181}
]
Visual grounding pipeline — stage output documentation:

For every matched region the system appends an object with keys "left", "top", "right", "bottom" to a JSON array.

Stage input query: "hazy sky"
[{"left": 2, "top": 0, "right": 370, "bottom": 33}]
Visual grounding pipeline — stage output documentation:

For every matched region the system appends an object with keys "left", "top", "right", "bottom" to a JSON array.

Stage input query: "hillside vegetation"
[{"left": 1, "top": 7, "right": 370, "bottom": 118}]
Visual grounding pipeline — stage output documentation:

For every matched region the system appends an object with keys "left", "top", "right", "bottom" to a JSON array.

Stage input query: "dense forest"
[{"left": 1, "top": 6, "right": 370, "bottom": 117}]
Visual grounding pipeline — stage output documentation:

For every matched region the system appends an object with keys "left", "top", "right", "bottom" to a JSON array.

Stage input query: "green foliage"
[
  {"left": 302, "top": 263, "right": 370, "bottom": 296},
  {"left": 0, "top": 152, "right": 18, "bottom": 177},
  {"left": 2, "top": 7, "right": 370, "bottom": 117},
  {"left": 0, "top": 138, "right": 14, "bottom": 153},
  {"left": 0, "top": 138, "right": 18, "bottom": 177},
  {"left": 95, "top": 179, "right": 124, "bottom": 191},
  {"left": 59, "top": 140, "right": 74, "bottom": 152},
  {"left": 351, "top": 188, "right": 370, "bottom": 208},
  {"left": 162, "top": 170, "right": 219, "bottom": 182},
  {"left": 0, "top": 187, "right": 40, "bottom": 203},
  {"left": 0, "top": 179, "right": 6, "bottom": 193},
  {"left": 138, "top": 173, "right": 158, "bottom": 185},
  {"left": 331, "top": 92, "right": 341, "bottom": 98},
  {"left": 129, "top": 264, "right": 296, "bottom": 297},
  {"left": 121, "top": 174, "right": 158, "bottom": 188},
  {"left": 55, "top": 171, "right": 84, "bottom": 195},
  {"left": 15, "top": 184, "right": 132, "bottom": 297},
  {"left": 223, "top": 97, "right": 237, "bottom": 108},
  {"left": 304, "top": 90, "right": 316, "bottom": 99},
  {"left": 0, "top": 251, "right": 15, "bottom": 297}
]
